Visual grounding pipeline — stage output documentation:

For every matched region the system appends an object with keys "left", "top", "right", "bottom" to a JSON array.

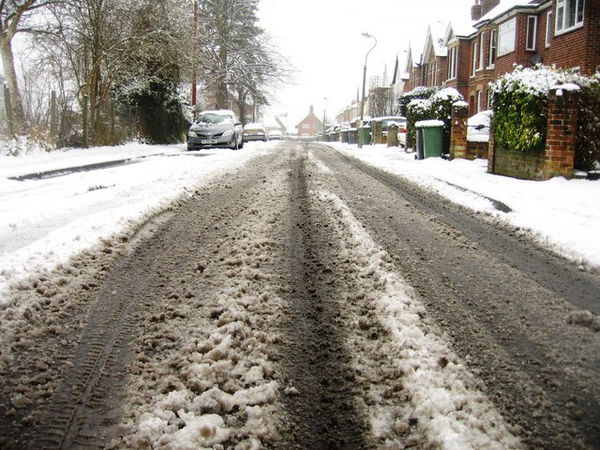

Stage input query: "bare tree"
[{"left": 0, "top": 0, "right": 62, "bottom": 132}]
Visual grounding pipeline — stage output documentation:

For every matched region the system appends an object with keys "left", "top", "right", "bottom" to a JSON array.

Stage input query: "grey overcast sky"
[{"left": 258, "top": 0, "right": 476, "bottom": 130}]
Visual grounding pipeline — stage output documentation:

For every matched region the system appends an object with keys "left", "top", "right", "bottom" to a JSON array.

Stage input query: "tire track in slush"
[
  {"left": 278, "top": 148, "right": 368, "bottom": 449},
  {"left": 36, "top": 244, "right": 164, "bottom": 448}
]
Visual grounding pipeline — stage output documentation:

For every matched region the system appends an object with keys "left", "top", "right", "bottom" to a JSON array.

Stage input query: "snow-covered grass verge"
[
  {"left": 329, "top": 143, "right": 600, "bottom": 271},
  {"left": 0, "top": 142, "right": 277, "bottom": 305},
  {"left": 315, "top": 188, "right": 522, "bottom": 449}
]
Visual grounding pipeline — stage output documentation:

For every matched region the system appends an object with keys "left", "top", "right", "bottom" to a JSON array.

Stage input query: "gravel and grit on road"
[{"left": 0, "top": 142, "right": 598, "bottom": 448}]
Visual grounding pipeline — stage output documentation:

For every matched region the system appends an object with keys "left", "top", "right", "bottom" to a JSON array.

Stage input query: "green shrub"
[
  {"left": 575, "top": 77, "right": 600, "bottom": 171},
  {"left": 406, "top": 98, "right": 433, "bottom": 148},
  {"left": 490, "top": 65, "right": 589, "bottom": 153}
]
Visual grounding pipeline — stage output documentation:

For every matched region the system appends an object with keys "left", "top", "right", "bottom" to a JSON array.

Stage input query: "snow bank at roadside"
[
  {"left": 329, "top": 143, "right": 600, "bottom": 271},
  {"left": 0, "top": 142, "right": 275, "bottom": 305},
  {"left": 316, "top": 189, "right": 522, "bottom": 449}
]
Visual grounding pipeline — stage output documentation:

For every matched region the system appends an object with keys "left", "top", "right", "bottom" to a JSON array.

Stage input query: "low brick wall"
[
  {"left": 466, "top": 141, "right": 489, "bottom": 159},
  {"left": 491, "top": 145, "right": 545, "bottom": 179},
  {"left": 488, "top": 87, "right": 578, "bottom": 180}
]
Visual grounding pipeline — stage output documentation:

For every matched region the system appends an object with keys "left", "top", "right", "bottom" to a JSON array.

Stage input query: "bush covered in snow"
[
  {"left": 404, "top": 87, "right": 463, "bottom": 153},
  {"left": 575, "top": 75, "right": 600, "bottom": 171},
  {"left": 490, "top": 65, "right": 590, "bottom": 153}
]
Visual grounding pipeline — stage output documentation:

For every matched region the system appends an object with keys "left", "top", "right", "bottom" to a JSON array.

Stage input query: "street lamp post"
[{"left": 359, "top": 33, "right": 377, "bottom": 148}]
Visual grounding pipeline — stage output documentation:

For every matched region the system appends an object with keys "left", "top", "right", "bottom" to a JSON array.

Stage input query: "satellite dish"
[{"left": 530, "top": 54, "right": 543, "bottom": 65}]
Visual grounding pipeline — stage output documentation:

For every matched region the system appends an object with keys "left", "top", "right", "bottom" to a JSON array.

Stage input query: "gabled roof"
[
  {"left": 475, "top": 0, "right": 544, "bottom": 26},
  {"left": 445, "top": 16, "right": 477, "bottom": 45},
  {"left": 422, "top": 21, "right": 449, "bottom": 62},
  {"left": 295, "top": 111, "right": 322, "bottom": 129}
]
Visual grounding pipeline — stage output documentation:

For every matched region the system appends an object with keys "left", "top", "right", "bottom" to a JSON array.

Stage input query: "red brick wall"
[
  {"left": 548, "top": 0, "right": 600, "bottom": 75},
  {"left": 494, "top": 14, "right": 533, "bottom": 76},
  {"left": 542, "top": 88, "right": 578, "bottom": 179}
]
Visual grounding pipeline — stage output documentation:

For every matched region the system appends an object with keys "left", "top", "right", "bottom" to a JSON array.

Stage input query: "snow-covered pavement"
[{"left": 329, "top": 143, "right": 600, "bottom": 271}]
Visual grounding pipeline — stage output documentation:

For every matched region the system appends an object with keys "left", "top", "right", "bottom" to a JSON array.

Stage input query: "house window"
[
  {"left": 526, "top": 16, "right": 537, "bottom": 50},
  {"left": 477, "top": 90, "right": 482, "bottom": 113},
  {"left": 302, "top": 123, "right": 309, "bottom": 130},
  {"left": 472, "top": 42, "right": 478, "bottom": 77},
  {"left": 488, "top": 29, "right": 497, "bottom": 67},
  {"left": 479, "top": 32, "right": 485, "bottom": 70},
  {"left": 545, "top": 11, "right": 553, "bottom": 47},
  {"left": 447, "top": 46, "right": 458, "bottom": 80},
  {"left": 556, "top": 0, "right": 584, "bottom": 33},
  {"left": 498, "top": 18, "right": 516, "bottom": 56}
]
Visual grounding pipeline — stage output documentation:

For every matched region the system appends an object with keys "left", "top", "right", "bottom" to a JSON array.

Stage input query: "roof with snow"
[
  {"left": 423, "top": 21, "right": 449, "bottom": 61},
  {"left": 476, "top": 0, "right": 543, "bottom": 25},
  {"left": 445, "top": 16, "right": 477, "bottom": 43}
]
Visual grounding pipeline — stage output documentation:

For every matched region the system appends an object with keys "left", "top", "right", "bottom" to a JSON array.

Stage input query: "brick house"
[
  {"left": 295, "top": 106, "right": 323, "bottom": 137},
  {"left": 405, "top": 0, "right": 599, "bottom": 113},
  {"left": 421, "top": 22, "right": 450, "bottom": 89},
  {"left": 463, "top": 0, "right": 598, "bottom": 110},
  {"left": 403, "top": 44, "right": 421, "bottom": 92}
]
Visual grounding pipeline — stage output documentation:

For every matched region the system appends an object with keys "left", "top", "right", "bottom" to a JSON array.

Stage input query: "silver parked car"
[{"left": 187, "top": 110, "right": 244, "bottom": 150}]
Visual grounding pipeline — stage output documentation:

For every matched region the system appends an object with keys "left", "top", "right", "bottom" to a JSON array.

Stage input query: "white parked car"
[
  {"left": 467, "top": 110, "right": 493, "bottom": 143},
  {"left": 268, "top": 129, "right": 283, "bottom": 140}
]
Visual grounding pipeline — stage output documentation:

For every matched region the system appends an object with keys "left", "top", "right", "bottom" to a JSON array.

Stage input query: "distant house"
[{"left": 295, "top": 106, "right": 323, "bottom": 137}]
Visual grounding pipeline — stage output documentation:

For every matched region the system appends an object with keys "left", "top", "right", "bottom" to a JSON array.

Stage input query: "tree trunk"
[
  {"left": 0, "top": 33, "right": 26, "bottom": 133},
  {"left": 237, "top": 89, "right": 247, "bottom": 125}
]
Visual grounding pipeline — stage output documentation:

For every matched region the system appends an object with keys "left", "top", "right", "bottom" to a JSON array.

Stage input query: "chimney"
[
  {"left": 310, "top": 105, "right": 314, "bottom": 114},
  {"left": 481, "top": 0, "right": 500, "bottom": 16},
  {"left": 471, "top": 0, "right": 482, "bottom": 21}
]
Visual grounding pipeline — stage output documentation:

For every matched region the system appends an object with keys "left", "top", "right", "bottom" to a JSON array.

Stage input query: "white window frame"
[
  {"left": 498, "top": 18, "right": 516, "bottom": 57},
  {"left": 447, "top": 46, "right": 458, "bottom": 80},
  {"left": 545, "top": 11, "right": 553, "bottom": 47},
  {"left": 488, "top": 29, "right": 497, "bottom": 68},
  {"left": 555, "top": 0, "right": 584, "bottom": 35},
  {"left": 471, "top": 42, "right": 478, "bottom": 77},
  {"left": 476, "top": 90, "right": 482, "bottom": 113},
  {"left": 526, "top": 15, "right": 538, "bottom": 51},
  {"left": 478, "top": 32, "right": 485, "bottom": 70}
]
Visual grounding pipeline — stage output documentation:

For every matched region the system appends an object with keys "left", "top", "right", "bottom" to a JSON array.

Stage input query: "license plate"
[{"left": 201, "top": 139, "right": 218, "bottom": 144}]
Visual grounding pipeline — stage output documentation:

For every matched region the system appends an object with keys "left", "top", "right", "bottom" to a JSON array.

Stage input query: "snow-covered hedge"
[
  {"left": 490, "top": 65, "right": 590, "bottom": 153},
  {"left": 575, "top": 74, "right": 600, "bottom": 171},
  {"left": 405, "top": 87, "right": 463, "bottom": 152}
]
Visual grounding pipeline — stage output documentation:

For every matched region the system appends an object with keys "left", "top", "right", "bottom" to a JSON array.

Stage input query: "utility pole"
[
  {"left": 191, "top": 1, "right": 199, "bottom": 112},
  {"left": 359, "top": 33, "right": 377, "bottom": 148}
]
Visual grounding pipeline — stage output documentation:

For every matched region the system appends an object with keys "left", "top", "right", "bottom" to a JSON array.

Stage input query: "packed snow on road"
[{"left": 0, "top": 141, "right": 599, "bottom": 448}]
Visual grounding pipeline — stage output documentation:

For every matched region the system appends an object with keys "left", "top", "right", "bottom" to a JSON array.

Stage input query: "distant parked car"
[
  {"left": 268, "top": 129, "right": 283, "bottom": 140},
  {"left": 187, "top": 110, "right": 244, "bottom": 150},
  {"left": 467, "top": 110, "right": 492, "bottom": 143},
  {"left": 243, "top": 122, "right": 268, "bottom": 142}
]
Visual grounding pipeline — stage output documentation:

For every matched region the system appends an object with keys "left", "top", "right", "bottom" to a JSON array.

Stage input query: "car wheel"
[{"left": 230, "top": 135, "right": 238, "bottom": 150}]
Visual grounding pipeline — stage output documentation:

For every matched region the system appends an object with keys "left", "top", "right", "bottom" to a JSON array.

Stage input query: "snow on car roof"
[
  {"left": 244, "top": 122, "right": 264, "bottom": 129},
  {"left": 199, "top": 110, "right": 235, "bottom": 116}
]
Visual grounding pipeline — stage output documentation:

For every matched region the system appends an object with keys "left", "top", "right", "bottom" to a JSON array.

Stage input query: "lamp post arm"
[{"left": 364, "top": 37, "right": 377, "bottom": 66}]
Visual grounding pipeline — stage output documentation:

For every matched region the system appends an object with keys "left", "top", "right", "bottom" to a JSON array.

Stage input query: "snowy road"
[{"left": 1, "top": 142, "right": 599, "bottom": 448}]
